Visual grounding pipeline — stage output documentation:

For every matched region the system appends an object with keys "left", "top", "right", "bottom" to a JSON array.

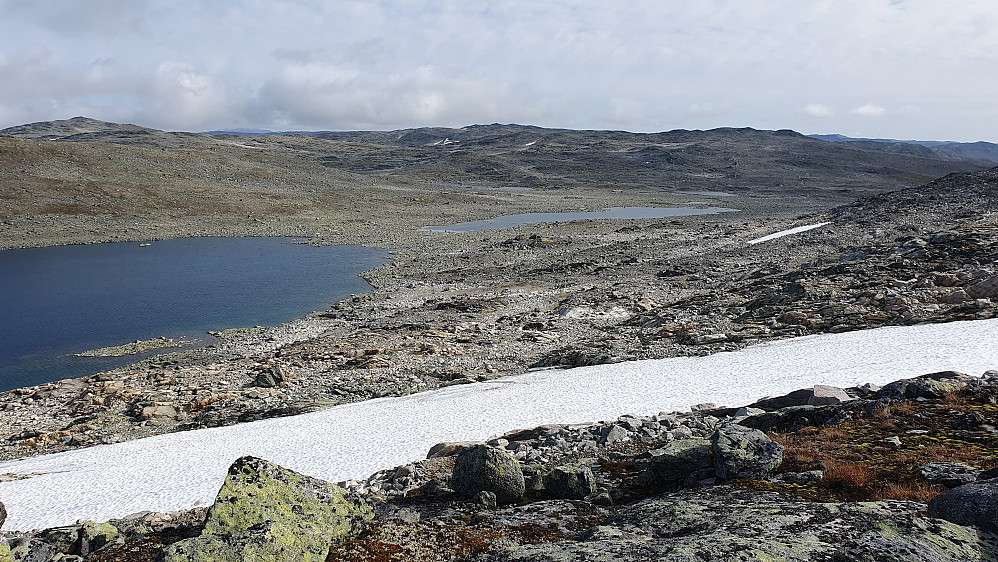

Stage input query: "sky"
[{"left": 0, "top": 0, "right": 996, "bottom": 140}]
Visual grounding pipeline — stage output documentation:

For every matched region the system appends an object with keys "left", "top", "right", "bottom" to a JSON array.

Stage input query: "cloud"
[
  {"left": 803, "top": 104, "right": 834, "bottom": 118},
  {"left": 687, "top": 103, "right": 731, "bottom": 118},
  {"left": 852, "top": 103, "right": 887, "bottom": 117},
  {"left": 0, "top": 1, "right": 996, "bottom": 139},
  {"left": 151, "top": 62, "right": 230, "bottom": 129}
]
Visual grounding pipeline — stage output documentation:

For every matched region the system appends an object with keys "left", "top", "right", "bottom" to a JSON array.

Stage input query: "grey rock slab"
[
  {"left": 451, "top": 445, "right": 525, "bottom": 505},
  {"left": 711, "top": 423, "right": 784, "bottom": 480},
  {"left": 929, "top": 479, "right": 998, "bottom": 533},
  {"left": 918, "top": 462, "right": 982, "bottom": 489},
  {"left": 467, "top": 487, "right": 998, "bottom": 561},
  {"left": 808, "top": 384, "right": 852, "bottom": 406}
]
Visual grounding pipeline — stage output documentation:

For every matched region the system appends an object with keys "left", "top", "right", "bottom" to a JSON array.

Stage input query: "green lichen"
[
  {"left": 163, "top": 456, "right": 372, "bottom": 562},
  {"left": 0, "top": 540, "right": 11, "bottom": 562}
]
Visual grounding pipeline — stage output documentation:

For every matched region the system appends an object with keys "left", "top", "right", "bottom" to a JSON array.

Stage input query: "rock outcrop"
[{"left": 469, "top": 488, "right": 998, "bottom": 562}]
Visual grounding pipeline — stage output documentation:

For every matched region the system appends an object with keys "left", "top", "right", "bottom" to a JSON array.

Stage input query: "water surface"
[
  {"left": 0, "top": 238, "right": 388, "bottom": 391},
  {"left": 421, "top": 206, "right": 738, "bottom": 233}
]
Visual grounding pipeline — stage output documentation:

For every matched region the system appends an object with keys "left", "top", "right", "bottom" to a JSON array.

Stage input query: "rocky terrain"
[
  {"left": 2, "top": 118, "right": 998, "bottom": 560},
  {"left": 2, "top": 369, "right": 997, "bottom": 561},
  {"left": 1, "top": 167, "right": 996, "bottom": 462}
]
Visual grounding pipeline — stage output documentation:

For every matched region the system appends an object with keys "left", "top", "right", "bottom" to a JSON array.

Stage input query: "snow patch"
[
  {"left": 748, "top": 222, "right": 830, "bottom": 244},
  {"left": 1, "top": 318, "right": 997, "bottom": 531}
]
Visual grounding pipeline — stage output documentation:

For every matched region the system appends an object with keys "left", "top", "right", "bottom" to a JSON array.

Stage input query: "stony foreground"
[{"left": 2, "top": 369, "right": 997, "bottom": 561}]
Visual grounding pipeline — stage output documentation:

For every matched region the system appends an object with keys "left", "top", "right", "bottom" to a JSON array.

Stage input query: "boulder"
[
  {"left": 646, "top": 439, "right": 714, "bottom": 486},
  {"left": 253, "top": 365, "right": 286, "bottom": 388},
  {"left": 5, "top": 537, "right": 60, "bottom": 562},
  {"left": 878, "top": 377, "right": 959, "bottom": 400},
  {"left": 928, "top": 480, "right": 998, "bottom": 533},
  {"left": 808, "top": 384, "right": 852, "bottom": 406},
  {"left": 598, "top": 424, "right": 630, "bottom": 444},
  {"left": 919, "top": 462, "right": 982, "bottom": 489},
  {"left": 967, "top": 275, "right": 998, "bottom": 299},
  {"left": 162, "top": 456, "right": 373, "bottom": 562},
  {"left": 451, "top": 445, "right": 525, "bottom": 505},
  {"left": 427, "top": 441, "right": 485, "bottom": 458},
  {"left": 543, "top": 465, "right": 597, "bottom": 500},
  {"left": 78, "top": 521, "right": 119, "bottom": 556},
  {"left": 0, "top": 501, "right": 5, "bottom": 529},
  {"left": 139, "top": 404, "right": 178, "bottom": 421},
  {"left": 711, "top": 424, "right": 784, "bottom": 480}
]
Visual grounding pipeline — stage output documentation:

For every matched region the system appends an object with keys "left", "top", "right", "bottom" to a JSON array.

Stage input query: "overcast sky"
[{"left": 0, "top": 0, "right": 995, "bottom": 140}]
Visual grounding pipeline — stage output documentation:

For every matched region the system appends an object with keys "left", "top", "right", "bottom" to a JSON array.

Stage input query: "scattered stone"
[
  {"left": 928, "top": 479, "right": 998, "bottom": 533},
  {"left": 451, "top": 445, "right": 525, "bottom": 505},
  {"left": 711, "top": 423, "right": 784, "bottom": 480},
  {"left": 882, "top": 436, "right": 902, "bottom": 449},
  {"left": 161, "top": 456, "right": 373, "bottom": 562}
]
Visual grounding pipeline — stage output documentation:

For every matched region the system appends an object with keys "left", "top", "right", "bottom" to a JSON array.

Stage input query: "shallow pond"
[
  {"left": 0, "top": 238, "right": 388, "bottom": 391},
  {"left": 421, "top": 206, "right": 738, "bottom": 232}
]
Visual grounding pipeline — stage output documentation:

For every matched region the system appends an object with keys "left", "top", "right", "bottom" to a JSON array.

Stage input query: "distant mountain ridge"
[
  {"left": 811, "top": 133, "right": 998, "bottom": 163},
  {"left": 2, "top": 117, "right": 993, "bottom": 195}
]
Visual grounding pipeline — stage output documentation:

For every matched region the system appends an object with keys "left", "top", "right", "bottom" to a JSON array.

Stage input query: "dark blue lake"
[{"left": 0, "top": 238, "right": 388, "bottom": 392}]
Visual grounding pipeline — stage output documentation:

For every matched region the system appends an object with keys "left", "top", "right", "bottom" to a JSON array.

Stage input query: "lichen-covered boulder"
[
  {"left": 879, "top": 377, "right": 959, "bottom": 400},
  {"left": 929, "top": 480, "right": 998, "bottom": 533},
  {"left": 162, "top": 456, "right": 373, "bottom": 562},
  {"left": 711, "top": 423, "right": 783, "bottom": 480},
  {"left": 452, "top": 445, "right": 525, "bottom": 505},
  {"left": 78, "top": 521, "right": 119, "bottom": 556},
  {"left": 543, "top": 465, "right": 597, "bottom": 500},
  {"left": 646, "top": 438, "right": 714, "bottom": 486}
]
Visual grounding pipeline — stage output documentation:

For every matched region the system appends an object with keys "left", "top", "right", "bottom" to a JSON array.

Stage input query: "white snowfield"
[
  {"left": 2, "top": 318, "right": 997, "bottom": 531},
  {"left": 748, "top": 222, "right": 831, "bottom": 244}
]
